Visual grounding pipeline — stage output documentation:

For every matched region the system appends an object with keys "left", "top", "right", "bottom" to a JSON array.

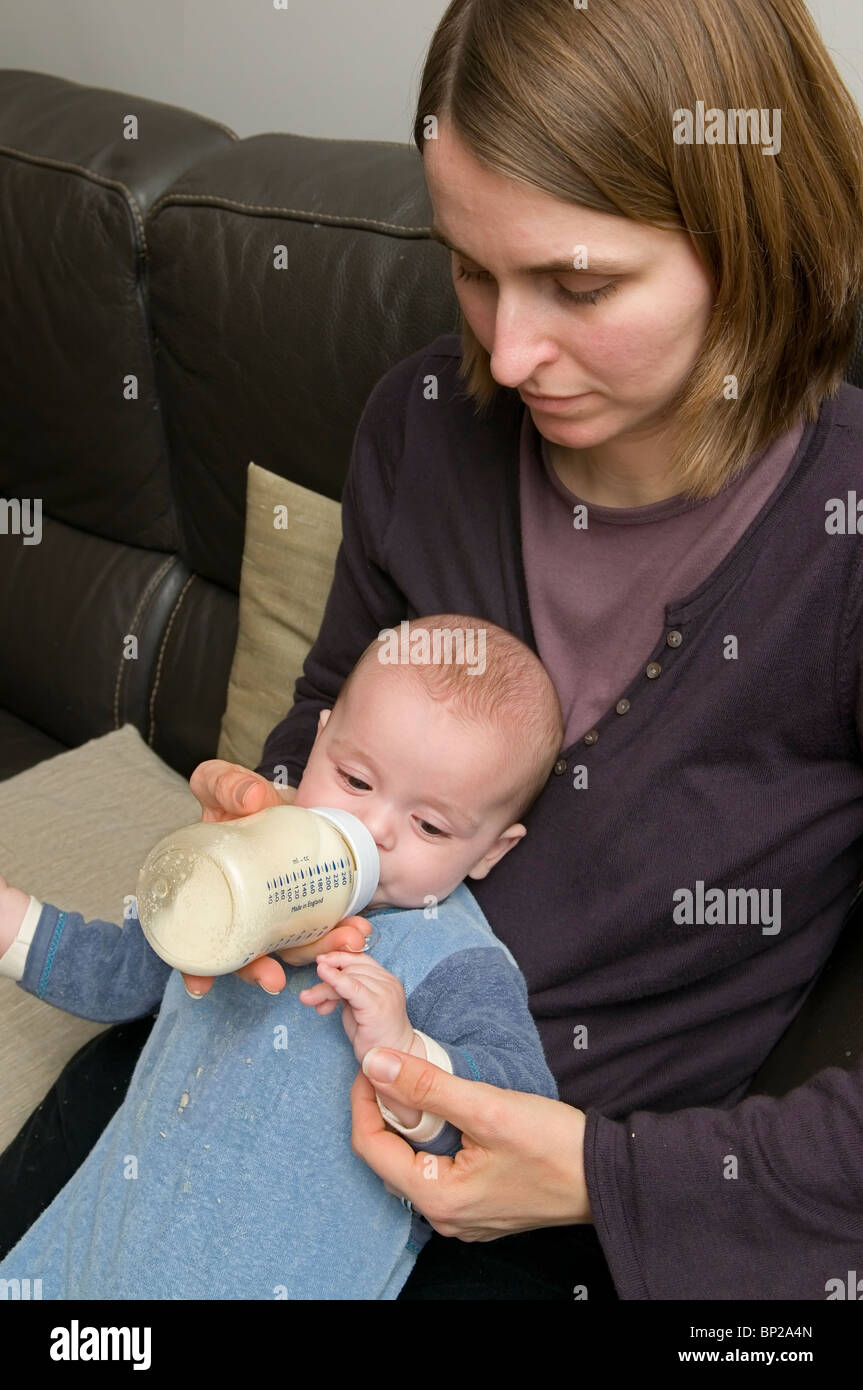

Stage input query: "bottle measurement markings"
[{"left": 267, "top": 858, "right": 350, "bottom": 905}]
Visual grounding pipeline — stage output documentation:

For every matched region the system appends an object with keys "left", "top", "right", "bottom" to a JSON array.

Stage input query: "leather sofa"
[{"left": 1, "top": 68, "right": 861, "bottom": 1122}]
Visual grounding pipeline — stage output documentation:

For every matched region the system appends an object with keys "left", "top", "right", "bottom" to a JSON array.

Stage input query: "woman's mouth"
[{"left": 521, "top": 389, "right": 591, "bottom": 413}]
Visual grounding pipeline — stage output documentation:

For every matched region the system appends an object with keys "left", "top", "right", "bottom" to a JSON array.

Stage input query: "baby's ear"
[
  {"left": 309, "top": 707, "right": 332, "bottom": 748},
  {"left": 467, "top": 823, "right": 526, "bottom": 880}
]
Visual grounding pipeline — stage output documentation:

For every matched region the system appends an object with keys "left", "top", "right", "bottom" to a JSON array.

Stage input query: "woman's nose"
[{"left": 489, "top": 321, "right": 560, "bottom": 392}]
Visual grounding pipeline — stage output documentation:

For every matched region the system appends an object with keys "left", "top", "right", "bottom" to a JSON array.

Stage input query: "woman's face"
[{"left": 423, "top": 121, "right": 716, "bottom": 476}]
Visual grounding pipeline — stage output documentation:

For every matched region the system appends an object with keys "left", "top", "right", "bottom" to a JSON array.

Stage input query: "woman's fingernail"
[
  {"left": 184, "top": 986, "right": 203, "bottom": 998},
  {"left": 362, "top": 1048, "right": 403, "bottom": 1083},
  {"left": 259, "top": 982, "right": 280, "bottom": 995},
  {"left": 236, "top": 779, "right": 255, "bottom": 805}
]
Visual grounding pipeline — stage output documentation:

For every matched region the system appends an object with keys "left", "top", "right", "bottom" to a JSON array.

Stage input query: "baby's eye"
[
  {"left": 338, "top": 769, "right": 370, "bottom": 791},
  {"left": 416, "top": 818, "right": 449, "bottom": 839}
]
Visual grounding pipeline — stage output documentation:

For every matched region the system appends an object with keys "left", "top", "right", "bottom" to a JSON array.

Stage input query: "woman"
[
  {"left": 181, "top": 0, "right": 863, "bottom": 1299},
  {"left": 3, "top": 0, "right": 863, "bottom": 1299}
]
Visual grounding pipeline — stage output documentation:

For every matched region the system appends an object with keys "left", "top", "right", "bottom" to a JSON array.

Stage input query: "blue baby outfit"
[{"left": 0, "top": 881, "right": 557, "bottom": 1299}]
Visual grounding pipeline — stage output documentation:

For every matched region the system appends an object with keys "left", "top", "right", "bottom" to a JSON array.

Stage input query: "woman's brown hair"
[{"left": 412, "top": 0, "right": 863, "bottom": 500}]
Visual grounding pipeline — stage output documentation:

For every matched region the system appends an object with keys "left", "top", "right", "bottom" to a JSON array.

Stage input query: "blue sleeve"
[
  {"left": 18, "top": 901, "right": 172, "bottom": 1023},
  {"left": 403, "top": 945, "right": 559, "bottom": 1157}
]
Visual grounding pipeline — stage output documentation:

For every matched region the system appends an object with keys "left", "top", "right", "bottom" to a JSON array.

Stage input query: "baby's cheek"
[
  {"left": 415, "top": 844, "right": 461, "bottom": 908},
  {"left": 393, "top": 846, "right": 429, "bottom": 903}
]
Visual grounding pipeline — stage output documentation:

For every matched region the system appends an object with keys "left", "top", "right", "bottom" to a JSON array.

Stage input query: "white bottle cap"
[{"left": 308, "top": 807, "right": 380, "bottom": 917}]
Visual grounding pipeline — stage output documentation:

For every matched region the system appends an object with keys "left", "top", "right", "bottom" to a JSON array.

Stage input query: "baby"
[{"left": 0, "top": 614, "right": 563, "bottom": 1300}]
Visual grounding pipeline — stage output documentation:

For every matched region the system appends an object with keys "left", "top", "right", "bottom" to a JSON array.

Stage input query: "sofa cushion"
[
  {"left": 217, "top": 461, "right": 342, "bottom": 774},
  {"left": 0, "top": 722, "right": 200, "bottom": 1150}
]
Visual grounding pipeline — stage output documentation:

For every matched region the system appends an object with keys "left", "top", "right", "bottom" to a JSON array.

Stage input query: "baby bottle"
[{"left": 135, "top": 804, "right": 379, "bottom": 976}]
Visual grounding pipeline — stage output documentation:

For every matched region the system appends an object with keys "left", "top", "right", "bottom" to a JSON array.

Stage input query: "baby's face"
[{"left": 293, "top": 664, "right": 526, "bottom": 910}]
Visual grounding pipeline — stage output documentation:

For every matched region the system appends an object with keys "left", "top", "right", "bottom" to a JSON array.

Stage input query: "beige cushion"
[
  {"left": 217, "top": 461, "right": 342, "bottom": 772},
  {"left": 0, "top": 462, "right": 342, "bottom": 1153},
  {"left": 0, "top": 723, "right": 200, "bottom": 1151}
]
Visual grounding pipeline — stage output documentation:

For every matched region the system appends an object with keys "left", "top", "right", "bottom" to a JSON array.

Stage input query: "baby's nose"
[
  {"left": 365, "top": 807, "right": 396, "bottom": 852},
  {"left": 373, "top": 827, "right": 396, "bottom": 853}
]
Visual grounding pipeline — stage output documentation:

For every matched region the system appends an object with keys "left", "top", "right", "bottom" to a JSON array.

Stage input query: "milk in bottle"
[{"left": 135, "top": 804, "right": 379, "bottom": 976}]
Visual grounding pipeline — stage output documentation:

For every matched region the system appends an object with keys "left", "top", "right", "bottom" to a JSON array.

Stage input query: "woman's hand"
[
  {"left": 350, "top": 1047, "right": 592, "bottom": 1241},
  {"left": 180, "top": 759, "right": 371, "bottom": 997},
  {"left": 189, "top": 758, "right": 293, "bottom": 823}
]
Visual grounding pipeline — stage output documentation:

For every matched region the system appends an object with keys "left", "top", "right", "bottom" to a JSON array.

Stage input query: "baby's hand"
[
  {"left": 0, "top": 873, "right": 31, "bottom": 958},
  {"left": 299, "top": 952, "right": 415, "bottom": 1062},
  {"left": 301, "top": 952, "right": 428, "bottom": 1132}
]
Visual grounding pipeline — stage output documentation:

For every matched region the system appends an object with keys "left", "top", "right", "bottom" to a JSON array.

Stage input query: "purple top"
[
  {"left": 519, "top": 408, "right": 805, "bottom": 747},
  {"left": 255, "top": 333, "right": 863, "bottom": 1299}
]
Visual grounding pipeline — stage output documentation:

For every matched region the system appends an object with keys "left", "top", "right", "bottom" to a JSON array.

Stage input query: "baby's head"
[{"left": 293, "top": 615, "right": 563, "bottom": 910}]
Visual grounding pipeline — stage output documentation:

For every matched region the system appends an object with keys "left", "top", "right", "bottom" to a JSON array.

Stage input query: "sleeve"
[
  {"left": 583, "top": 1056, "right": 863, "bottom": 1299},
  {"left": 589, "top": 583, "right": 863, "bottom": 1300},
  {"left": 386, "top": 945, "right": 559, "bottom": 1158},
  {"left": 253, "top": 368, "right": 412, "bottom": 786},
  {"left": 589, "top": 526, "right": 862, "bottom": 1297},
  {"left": 15, "top": 899, "right": 173, "bottom": 1024}
]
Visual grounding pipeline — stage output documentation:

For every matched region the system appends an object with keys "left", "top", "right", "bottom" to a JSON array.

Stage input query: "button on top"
[
  {"left": 615, "top": 698, "right": 630, "bottom": 715},
  {"left": 666, "top": 630, "right": 683, "bottom": 647},
  {"left": 645, "top": 661, "right": 661, "bottom": 679},
  {"left": 552, "top": 758, "right": 567, "bottom": 776},
  {"left": 584, "top": 729, "right": 599, "bottom": 745}
]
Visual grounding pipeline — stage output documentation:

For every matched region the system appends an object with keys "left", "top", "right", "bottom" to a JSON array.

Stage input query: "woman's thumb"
[
  {"left": 362, "top": 1048, "right": 405, "bottom": 1083},
  {"left": 361, "top": 1046, "right": 481, "bottom": 1135}
]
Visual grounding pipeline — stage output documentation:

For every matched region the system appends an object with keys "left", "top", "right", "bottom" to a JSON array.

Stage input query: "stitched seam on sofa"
[
  {"left": 147, "top": 192, "right": 432, "bottom": 236},
  {"left": 146, "top": 572, "right": 198, "bottom": 745},
  {"left": 112, "top": 555, "right": 177, "bottom": 728},
  {"left": 37, "top": 912, "right": 67, "bottom": 999},
  {"left": 0, "top": 144, "right": 148, "bottom": 245}
]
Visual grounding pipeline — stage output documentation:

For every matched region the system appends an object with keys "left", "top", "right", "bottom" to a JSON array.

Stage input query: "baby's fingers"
[
  {"left": 277, "top": 918, "right": 370, "bottom": 966},
  {"left": 299, "top": 981, "right": 340, "bottom": 1006},
  {"left": 314, "top": 950, "right": 386, "bottom": 977},
  {"left": 315, "top": 957, "right": 375, "bottom": 1005}
]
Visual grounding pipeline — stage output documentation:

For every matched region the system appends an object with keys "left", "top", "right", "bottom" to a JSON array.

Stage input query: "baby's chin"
[
  {"left": 365, "top": 886, "right": 403, "bottom": 911},
  {"left": 365, "top": 881, "right": 455, "bottom": 913}
]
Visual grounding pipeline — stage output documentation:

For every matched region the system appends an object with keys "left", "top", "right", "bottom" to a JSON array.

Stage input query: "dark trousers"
[
  {"left": 0, "top": 1018, "right": 158, "bottom": 1258},
  {"left": 0, "top": 1021, "right": 618, "bottom": 1300}
]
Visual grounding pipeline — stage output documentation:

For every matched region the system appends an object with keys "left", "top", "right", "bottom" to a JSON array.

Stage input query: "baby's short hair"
[{"left": 334, "top": 614, "right": 564, "bottom": 825}]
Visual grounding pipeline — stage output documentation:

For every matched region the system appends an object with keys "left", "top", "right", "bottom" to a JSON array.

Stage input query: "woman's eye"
[{"left": 454, "top": 262, "right": 618, "bottom": 306}]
